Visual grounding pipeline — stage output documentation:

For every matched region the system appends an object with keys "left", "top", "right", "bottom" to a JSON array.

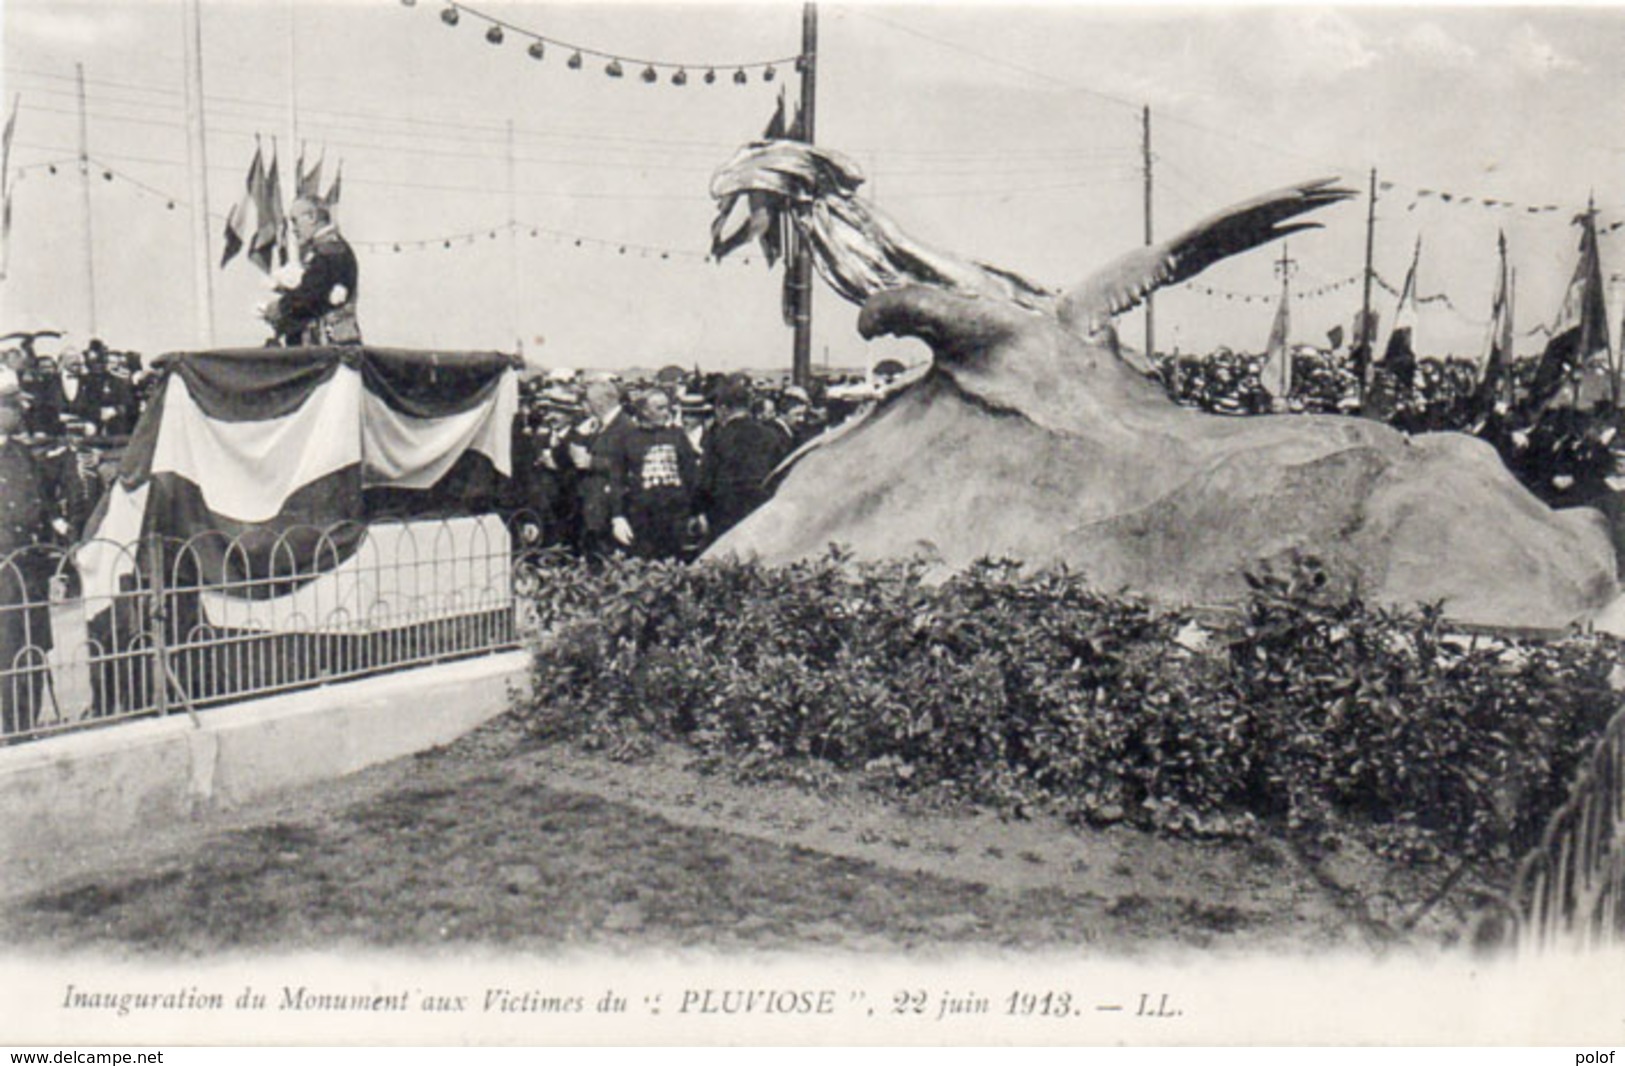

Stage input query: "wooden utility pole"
[
  {"left": 182, "top": 0, "right": 215, "bottom": 346},
  {"left": 1357, "top": 167, "right": 1377, "bottom": 401},
  {"left": 506, "top": 118, "right": 521, "bottom": 355},
  {"left": 286, "top": 0, "right": 299, "bottom": 160},
  {"left": 790, "top": 2, "right": 818, "bottom": 389},
  {"left": 1141, "top": 105, "right": 1154, "bottom": 363},
  {"left": 75, "top": 63, "right": 99, "bottom": 339}
]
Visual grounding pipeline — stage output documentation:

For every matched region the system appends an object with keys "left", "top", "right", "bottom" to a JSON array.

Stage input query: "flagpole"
[
  {"left": 182, "top": 0, "right": 216, "bottom": 346},
  {"left": 789, "top": 1, "right": 818, "bottom": 390},
  {"left": 1142, "top": 104, "right": 1154, "bottom": 364},
  {"left": 1272, "top": 242, "right": 1295, "bottom": 399},
  {"left": 1612, "top": 270, "right": 1625, "bottom": 411},
  {"left": 1358, "top": 167, "right": 1377, "bottom": 407},
  {"left": 1, "top": 94, "right": 18, "bottom": 283},
  {"left": 1505, "top": 266, "right": 1518, "bottom": 410},
  {"left": 74, "top": 63, "right": 99, "bottom": 340},
  {"left": 1573, "top": 196, "right": 1596, "bottom": 411},
  {"left": 287, "top": 0, "right": 299, "bottom": 178}
]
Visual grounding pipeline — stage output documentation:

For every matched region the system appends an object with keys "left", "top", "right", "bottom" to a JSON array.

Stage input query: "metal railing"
[
  {"left": 2, "top": 512, "right": 539, "bottom": 745},
  {"left": 1503, "top": 698, "right": 1625, "bottom": 953}
]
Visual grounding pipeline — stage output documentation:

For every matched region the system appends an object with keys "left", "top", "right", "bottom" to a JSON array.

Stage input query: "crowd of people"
[
  {"left": 0, "top": 331, "right": 880, "bottom": 564},
  {"left": 5, "top": 328, "right": 1625, "bottom": 560},
  {"left": 1154, "top": 346, "right": 1493, "bottom": 428},
  {"left": 0, "top": 335, "right": 151, "bottom": 546},
  {"left": 511, "top": 370, "right": 870, "bottom": 560}
]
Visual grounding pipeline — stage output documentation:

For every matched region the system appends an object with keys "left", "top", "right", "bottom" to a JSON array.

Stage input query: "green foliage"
[{"left": 516, "top": 550, "right": 1620, "bottom": 868}]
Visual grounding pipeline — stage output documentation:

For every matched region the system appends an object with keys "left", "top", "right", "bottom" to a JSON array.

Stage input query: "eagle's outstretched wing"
[{"left": 1057, "top": 178, "right": 1355, "bottom": 333}]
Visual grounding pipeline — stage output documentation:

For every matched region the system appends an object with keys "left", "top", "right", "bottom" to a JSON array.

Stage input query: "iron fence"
[{"left": 2, "top": 512, "right": 543, "bottom": 745}]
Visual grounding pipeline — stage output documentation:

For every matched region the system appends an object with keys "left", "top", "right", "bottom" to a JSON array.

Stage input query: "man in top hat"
[
  {"left": 263, "top": 196, "right": 362, "bottom": 347},
  {"left": 67, "top": 339, "right": 138, "bottom": 439}
]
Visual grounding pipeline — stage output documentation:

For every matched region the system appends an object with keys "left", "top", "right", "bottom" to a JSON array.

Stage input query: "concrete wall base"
[{"left": 0, "top": 651, "right": 530, "bottom": 871}]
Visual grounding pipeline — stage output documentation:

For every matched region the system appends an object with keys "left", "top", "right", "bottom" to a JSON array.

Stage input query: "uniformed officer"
[
  {"left": 0, "top": 370, "right": 56, "bottom": 738},
  {"left": 262, "top": 196, "right": 362, "bottom": 347}
]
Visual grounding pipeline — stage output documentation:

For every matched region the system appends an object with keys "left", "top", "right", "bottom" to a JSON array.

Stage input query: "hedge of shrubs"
[{"left": 515, "top": 549, "right": 1621, "bottom": 871}]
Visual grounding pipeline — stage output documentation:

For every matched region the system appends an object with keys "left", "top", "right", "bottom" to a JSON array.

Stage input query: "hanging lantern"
[
  {"left": 530, "top": 228, "right": 538, "bottom": 237},
  {"left": 485, "top": 23, "right": 503, "bottom": 44},
  {"left": 672, "top": 68, "right": 688, "bottom": 86},
  {"left": 641, "top": 65, "right": 658, "bottom": 83},
  {"left": 440, "top": 5, "right": 459, "bottom": 25},
  {"left": 567, "top": 51, "right": 583, "bottom": 69},
  {"left": 48, "top": 165, "right": 57, "bottom": 174},
  {"left": 794, "top": 55, "right": 806, "bottom": 73},
  {"left": 527, "top": 39, "right": 544, "bottom": 60},
  {"left": 605, "top": 58, "right": 624, "bottom": 77},
  {"left": 166, "top": 201, "right": 176, "bottom": 210},
  {"left": 733, "top": 68, "right": 748, "bottom": 85},
  {"left": 574, "top": 239, "right": 582, "bottom": 247},
  {"left": 704, "top": 68, "right": 717, "bottom": 84},
  {"left": 443, "top": 240, "right": 452, "bottom": 248},
  {"left": 103, "top": 171, "right": 113, "bottom": 181},
  {"left": 393, "top": 243, "right": 402, "bottom": 252},
  {"left": 763, "top": 65, "right": 776, "bottom": 82},
  {"left": 490, "top": 231, "right": 498, "bottom": 239}
]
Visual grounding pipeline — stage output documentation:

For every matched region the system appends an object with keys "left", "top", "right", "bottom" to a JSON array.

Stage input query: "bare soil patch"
[{"left": 1, "top": 715, "right": 1394, "bottom": 956}]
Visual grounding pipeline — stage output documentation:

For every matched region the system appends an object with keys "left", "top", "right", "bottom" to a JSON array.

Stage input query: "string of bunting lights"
[
  {"left": 9, "top": 153, "right": 1606, "bottom": 320},
  {"left": 1372, "top": 271, "right": 1458, "bottom": 312},
  {"left": 15, "top": 158, "right": 761, "bottom": 265},
  {"left": 13, "top": 154, "right": 183, "bottom": 210},
  {"left": 1381, "top": 178, "right": 1625, "bottom": 228},
  {"left": 352, "top": 219, "right": 773, "bottom": 267},
  {"left": 1182, "top": 275, "right": 1360, "bottom": 304},
  {"left": 401, "top": 0, "right": 805, "bottom": 87},
  {"left": 1183, "top": 271, "right": 1496, "bottom": 331}
]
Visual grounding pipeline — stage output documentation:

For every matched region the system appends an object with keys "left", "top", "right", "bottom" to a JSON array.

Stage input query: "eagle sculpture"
[{"left": 705, "top": 141, "right": 1617, "bottom": 629}]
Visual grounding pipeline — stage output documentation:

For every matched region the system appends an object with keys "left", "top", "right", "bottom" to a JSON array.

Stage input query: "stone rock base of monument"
[
  {"left": 1587, "top": 590, "right": 1625, "bottom": 637},
  {"left": 712, "top": 362, "right": 1618, "bottom": 632}
]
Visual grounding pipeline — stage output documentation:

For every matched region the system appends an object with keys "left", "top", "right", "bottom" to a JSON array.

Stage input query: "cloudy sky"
[{"left": 4, "top": 2, "right": 1624, "bottom": 371}]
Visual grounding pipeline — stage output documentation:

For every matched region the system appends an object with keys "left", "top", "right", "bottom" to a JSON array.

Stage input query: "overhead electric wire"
[{"left": 14, "top": 72, "right": 1146, "bottom": 177}]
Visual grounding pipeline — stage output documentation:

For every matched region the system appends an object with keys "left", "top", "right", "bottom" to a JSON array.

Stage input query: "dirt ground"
[{"left": 0, "top": 714, "right": 1421, "bottom": 957}]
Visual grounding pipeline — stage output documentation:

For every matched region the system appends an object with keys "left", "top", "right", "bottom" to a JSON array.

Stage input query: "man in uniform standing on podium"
[{"left": 263, "top": 196, "right": 362, "bottom": 347}]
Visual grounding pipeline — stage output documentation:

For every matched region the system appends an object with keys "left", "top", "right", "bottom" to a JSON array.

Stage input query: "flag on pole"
[
  {"left": 221, "top": 144, "right": 263, "bottom": 268},
  {"left": 323, "top": 160, "right": 342, "bottom": 208},
  {"left": 711, "top": 100, "right": 793, "bottom": 267},
  {"left": 1470, "top": 231, "right": 1514, "bottom": 418},
  {"left": 1259, "top": 281, "right": 1292, "bottom": 400},
  {"left": 249, "top": 144, "right": 286, "bottom": 272},
  {"left": 1531, "top": 206, "right": 1610, "bottom": 410},
  {"left": 763, "top": 91, "right": 788, "bottom": 140},
  {"left": 1380, "top": 237, "right": 1421, "bottom": 393},
  {"left": 296, "top": 143, "right": 324, "bottom": 202},
  {"left": 0, "top": 93, "right": 18, "bottom": 282}
]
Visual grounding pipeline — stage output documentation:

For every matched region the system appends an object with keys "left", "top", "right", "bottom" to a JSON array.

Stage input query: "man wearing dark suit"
[
  {"left": 697, "top": 377, "right": 791, "bottom": 542},
  {"left": 68, "top": 340, "right": 138, "bottom": 439},
  {"left": 0, "top": 375, "right": 56, "bottom": 738},
  {"left": 568, "top": 379, "right": 640, "bottom": 560},
  {"left": 264, "top": 197, "right": 361, "bottom": 347}
]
